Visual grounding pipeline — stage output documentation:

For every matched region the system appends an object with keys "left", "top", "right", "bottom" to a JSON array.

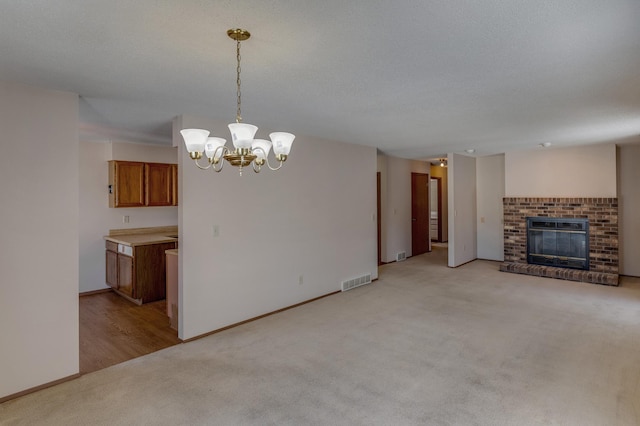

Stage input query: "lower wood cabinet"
[
  {"left": 117, "top": 254, "right": 134, "bottom": 298},
  {"left": 105, "top": 247, "right": 118, "bottom": 288},
  {"left": 105, "top": 240, "right": 176, "bottom": 304}
]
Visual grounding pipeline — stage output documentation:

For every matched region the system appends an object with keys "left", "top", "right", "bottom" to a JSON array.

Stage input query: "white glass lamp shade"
[
  {"left": 270, "top": 132, "right": 295, "bottom": 156},
  {"left": 228, "top": 123, "right": 258, "bottom": 149},
  {"left": 205, "top": 137, "right": 226, "bottom": 160},
  {"left": 180, "top": 128, "right": 210, "bottom": 153},
  {"left": 251, "top": 139, "right": 272, "bottom": 161}
]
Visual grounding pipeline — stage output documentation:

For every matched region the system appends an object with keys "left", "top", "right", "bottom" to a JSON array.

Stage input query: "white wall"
[
  {"left": 384, "top": 157, "right": 411, "bottom": 262},
  {"left": 79, "top": 141, "right": 178, "bottom": 293},
  {"left": 107, "top": 141, "right": 178, "bottom": 164},
  {"left": 377, "top": 153, "right": 388, "bottom": 262},
  {"left": 177, "top": 115, "right": 378, "bottom": 340},
  {"left": 505, "top": 144, "right": 617, "bottom": 197},
  {"left": 476, "top": 154, "right": 505, "bottom": 261},
  {"left": 0, "top": 82, "right": 79, "bottom": 398},
  {"left": 618, "top": 142, "right": 640, "bottom": 277},
  {"left": 448, "top": 153, "right": 477, "bottom": 267},
  {"left": 378, "top": 155, "right": 430, "bottom": 262}
]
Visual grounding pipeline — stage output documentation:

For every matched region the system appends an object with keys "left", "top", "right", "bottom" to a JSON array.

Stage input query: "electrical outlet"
[
  {"left": 298, "top": 275, "right": 304, "bottom": 285},
  {"left": 212, "top": 225, "right": 220, "bottom": 237},
  {"left": 123, "top": 215, "right": 129, "bottom": 223}
]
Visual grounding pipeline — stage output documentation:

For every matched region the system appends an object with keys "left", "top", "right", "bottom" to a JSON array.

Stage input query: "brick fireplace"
[{"left": 499, "top": 197, "right": 619, "bottom": 286}]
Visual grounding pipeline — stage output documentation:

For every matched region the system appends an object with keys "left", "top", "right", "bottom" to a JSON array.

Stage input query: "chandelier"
[{"left": 180, "top": 28, "right": 295, "bottom": 175}]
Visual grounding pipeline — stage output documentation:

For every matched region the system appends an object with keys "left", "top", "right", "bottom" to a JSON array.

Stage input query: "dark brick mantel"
[{"left": 500, "top": 197, "right": 619, "bottom": 286}]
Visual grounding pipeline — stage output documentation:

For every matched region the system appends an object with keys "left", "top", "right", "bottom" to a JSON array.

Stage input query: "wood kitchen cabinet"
[
  {"left": 117, "top": 254, "right": 134, "bottom": 298},
  {"left": 109, "top": 160, "right": 178, "bottom": 208},
  {"left": 109, "top": 161, "right": 145, "bottom": 207},
  {"left": 145, "top": 162, "right": 173, "bottom": 206},
  {"left": 171, "top": 164, "right": 178, "bottom": 206},
  {"left": 105, "top": 240, "right": 176, "bottom": 304},
  {"left": 105, "top": 241, "right": 119, "bottom": 287}
]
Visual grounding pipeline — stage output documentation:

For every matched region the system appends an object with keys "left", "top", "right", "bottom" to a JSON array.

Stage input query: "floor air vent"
[
  {"left": 341, "top": 274, "right": 372, "bottom": 292},
  {"left": 396, "top": 252, "right": 407, "bottom": 262}
]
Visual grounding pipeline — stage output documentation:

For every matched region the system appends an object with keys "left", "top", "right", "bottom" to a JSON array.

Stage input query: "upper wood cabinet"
[
  {"left": 145, "top": 162, "right": 173, "bottom": 206},
  {"left": 109, "top": 160, "right": 178, "bottom": 208},
  {"left": 171, "top": 164, "right": 178, "bottom": 206},
  {"left": 109, "top": 161, "right": 145, "bottom": 207}
]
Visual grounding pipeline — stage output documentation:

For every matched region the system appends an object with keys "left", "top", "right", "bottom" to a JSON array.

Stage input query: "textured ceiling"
[{"left": 1, "top": 0, "right": 639, "bottom": 159}]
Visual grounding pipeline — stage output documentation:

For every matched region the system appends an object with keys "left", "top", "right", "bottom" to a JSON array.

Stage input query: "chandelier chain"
[{"left": 236, "top": 39, "right": 242, "bottom": 123}]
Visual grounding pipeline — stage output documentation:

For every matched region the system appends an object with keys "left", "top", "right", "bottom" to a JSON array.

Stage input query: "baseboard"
[
  {"left": 0, "top": 373, "right": 81, "bottom": 403},
  {"left": 110, "top": 288, "right": 143, "bottom": 305},
  {"left": 79, "top": 288, "right": 112, "bottom": 297},
  {"left": 183, "top": 291, "right": 340, "bottom": 343},
  {"left": 381, "top": 255, "right": 416, "bottom": 265},
  {"left": 447, "top": 258, "right": 477, "bottom": 268}
]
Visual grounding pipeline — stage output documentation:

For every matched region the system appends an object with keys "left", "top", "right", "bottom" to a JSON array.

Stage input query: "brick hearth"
[{"left": 500, "top": 197, "right": 619, "bottom": 286}]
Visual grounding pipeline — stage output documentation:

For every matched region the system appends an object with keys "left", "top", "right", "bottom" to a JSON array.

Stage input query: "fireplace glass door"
[{"left": 527, "top": 218, "right": 589, "bottom": 270}]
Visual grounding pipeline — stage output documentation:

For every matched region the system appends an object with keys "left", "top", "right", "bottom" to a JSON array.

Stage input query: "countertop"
[{"left": 104, "top": 226, "right": 178, "bottom": 247}]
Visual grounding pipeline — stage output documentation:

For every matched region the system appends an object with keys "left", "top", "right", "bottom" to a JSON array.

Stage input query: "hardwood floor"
[{"left": 79, "top": 291, "right": 181, "bottom": 374}]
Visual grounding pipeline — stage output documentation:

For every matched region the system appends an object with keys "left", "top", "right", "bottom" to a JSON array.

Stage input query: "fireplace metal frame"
[{"left": 526, "top": 217, "right": 590, "bottom": 271}]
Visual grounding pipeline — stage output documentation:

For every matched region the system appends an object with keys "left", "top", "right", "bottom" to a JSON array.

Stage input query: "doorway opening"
[
  {"left": 79, "top": 291, "right": 180, "bottom": 374},
  {"left": 430, "top": 177, "right": 444, "bottom": 242}
]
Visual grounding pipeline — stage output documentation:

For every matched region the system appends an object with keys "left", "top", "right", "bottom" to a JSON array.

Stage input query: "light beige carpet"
[{"left": 2, "top": 248, "right": 640, "bottom": 425}]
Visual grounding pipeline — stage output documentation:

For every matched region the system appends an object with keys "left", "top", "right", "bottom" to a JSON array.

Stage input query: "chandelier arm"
[
  {"left": 194, "top": 157, "right": 212, "bottom": 170},
  {"left": 211, "top": 146, "right": 229, "bottom": 173},
  {"left": 263, "top": 156, "right": 285, "bottom": 171},
  {"left": 213, "top": 161, "right": 224, "bottom": 172},
  {"left": 251, "top": 146, "right": 268, "bottom": 173}
]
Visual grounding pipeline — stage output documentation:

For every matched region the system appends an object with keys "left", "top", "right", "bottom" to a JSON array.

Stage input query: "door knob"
[{"left": 412, "top": 218, "right": 417, "bottom": 221}]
